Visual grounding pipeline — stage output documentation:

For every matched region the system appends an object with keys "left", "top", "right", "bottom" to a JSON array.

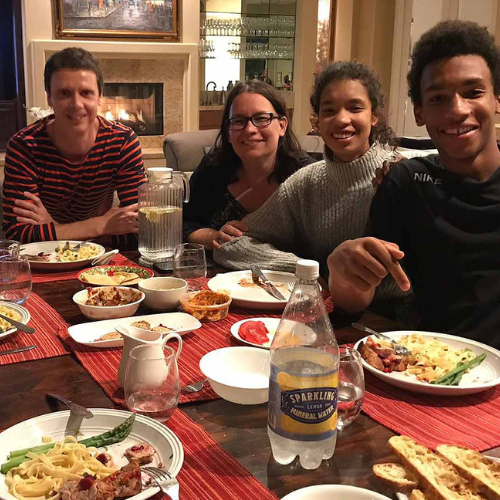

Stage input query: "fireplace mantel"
[{"left": 27, "top": 39, "right": 199, "bottom": 134}]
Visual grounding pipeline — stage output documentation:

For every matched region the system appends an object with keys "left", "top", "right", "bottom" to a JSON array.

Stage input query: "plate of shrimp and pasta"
[
  {"left": 354, "top": 331, "right": 500, "bottom": 396},
  {"left": 20, "top": 241, "right": 105, "bottom": 271}
]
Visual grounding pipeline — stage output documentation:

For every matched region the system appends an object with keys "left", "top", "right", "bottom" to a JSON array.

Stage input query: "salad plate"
[
  {"left": 20, "top": 240, "right": 105, "bottom": 271},
  {"left": 354, "top": 331, "right": 500, "bottom": 396},
  {"left": 230, "top": 317, "right": 280, "bottom": 349},
  {"left": 0, "top": 408, "right": 183, "bottom": 500},
  {"left": 68, "top": 312, "right": 202, "bottom": 348}
]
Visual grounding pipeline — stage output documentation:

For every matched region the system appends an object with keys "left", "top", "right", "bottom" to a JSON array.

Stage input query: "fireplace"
[{"left": 98, "top": 83, "right": 164, "bottom": 136}]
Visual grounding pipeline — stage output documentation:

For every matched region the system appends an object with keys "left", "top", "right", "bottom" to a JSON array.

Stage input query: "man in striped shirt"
[{"left": 2, "top": 47, "right": 146, "bottom": 247}]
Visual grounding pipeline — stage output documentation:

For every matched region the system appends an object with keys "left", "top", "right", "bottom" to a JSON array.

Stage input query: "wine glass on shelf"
[
  {"left": 337, "top": 346, "right": 365, "bottom": 432},
  {"left": 0, "top": 255, "right": 32, "bottom": 305},
  {"left": 173, "top": 243, "right": 207, "bottom": 291}
]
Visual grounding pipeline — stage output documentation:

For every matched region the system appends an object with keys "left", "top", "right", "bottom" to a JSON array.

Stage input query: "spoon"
[
  {"left": 0, "top": 312, "right": 35, "bottom": 334},
  {"left": 46, "top": 393, "right": 94, "bottom": 418},
  {"left": 181, "top": 378, "right": 208, "bottom": 393}
]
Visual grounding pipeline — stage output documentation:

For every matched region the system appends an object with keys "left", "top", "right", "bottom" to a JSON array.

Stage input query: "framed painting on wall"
[{"left": 53, "top": 0, "right": 179, "bottom": 40}]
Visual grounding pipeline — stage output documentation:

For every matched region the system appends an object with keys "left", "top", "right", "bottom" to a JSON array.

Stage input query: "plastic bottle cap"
[{"left": 295, "top": 259, "right": 319, "bottom": 280}]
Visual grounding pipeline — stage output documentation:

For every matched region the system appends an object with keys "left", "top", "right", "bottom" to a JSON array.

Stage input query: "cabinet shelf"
[
  {"left": 200, "top": 33, "right": 295, "bottom": 39},
  {"left": 201, "top": 11, "right": 295, "bottom": 17}
]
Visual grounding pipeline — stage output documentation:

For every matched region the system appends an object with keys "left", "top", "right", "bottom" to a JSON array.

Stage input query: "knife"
[
  {"left": 0, "top": 345, "right": 36, "bottom": 356},
  {"left": 250, "top": 266, "right": 286, "bottom": 301},
  {"left": 0, "top": 312, "right": 35, "bottom": 334}
]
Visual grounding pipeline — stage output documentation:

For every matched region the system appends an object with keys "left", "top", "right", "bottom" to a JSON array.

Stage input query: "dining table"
[{"left": 1, "top": 250, "right": 499, "bottom": 500}]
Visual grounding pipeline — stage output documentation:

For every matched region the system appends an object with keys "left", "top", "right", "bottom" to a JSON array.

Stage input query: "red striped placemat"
[
  {"left": 158, "top": 409, "right": 278, "bottom": 499},
  {"left": 362, "top": 372, "right": 500, "bottom": 451},
  {"left": 57, "top": 305, "right": 283, "bottom": 405},
  {"left": 31, "top": 254, "right": 139, "bottom": 283},
  {"left": 0, "top": 293, "right": 69, "bottom": 365}
]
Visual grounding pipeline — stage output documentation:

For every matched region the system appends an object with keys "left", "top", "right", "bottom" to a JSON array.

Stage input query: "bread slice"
[
  {"left": 411, "top": 490, "right": 430, "bottom": 500},
  {"left": 373, "top": 462, "right": 419, "bottom": 492},
  {"left": 436, "top": 445, "right": 500, "bottom": 500},
  {"left": 388, "top": 436, "right": 486, "bottom": 500}
]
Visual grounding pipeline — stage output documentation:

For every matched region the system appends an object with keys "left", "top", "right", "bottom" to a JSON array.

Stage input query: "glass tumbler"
[
  {"left": 125, "top": 344, "right": 181, "bottom": 422},
  {"left": 337, "top": 346, "right": 365, "bottom": 431},
  {"left": 0, "top": 255, "right": 32, "bottom": 305},
  {"left": 173, "top": 243, "right": 207, "bottom": 291}
]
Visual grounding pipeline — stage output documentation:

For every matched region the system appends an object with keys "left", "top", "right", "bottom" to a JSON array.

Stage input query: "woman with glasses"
[
  {"left": 183, "top": 81, "right": 315, "bottom": 250},
  {"left": 213, "top": 61, "right": 403, "bottom": 309}
]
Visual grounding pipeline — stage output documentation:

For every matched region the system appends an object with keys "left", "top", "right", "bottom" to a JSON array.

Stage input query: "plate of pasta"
[
  {"left": 354, "top": 331, "right": 500, "bottom": 395},
  {"left": 0, "top": 302, "right": 30, "bottom": 341},
  {"left": 0, "top": 408, "right": 183, "bottom": 500},
  {"left": 20, "top": 241, "right": 105, "bottom": 271}
]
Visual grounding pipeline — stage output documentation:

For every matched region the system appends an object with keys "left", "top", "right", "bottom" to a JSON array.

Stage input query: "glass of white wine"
[
  {"left": 173, "top": 243, "right": 207, "bottom": 291},
  {"left": 337, "top": 346, "right": 365, "bottom": 431}
]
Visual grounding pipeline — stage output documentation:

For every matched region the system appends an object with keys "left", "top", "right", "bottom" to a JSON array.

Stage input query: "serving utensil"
[
  {"left": 46, "top": 393, "right": 94, "bottom": 418},
  {"left": 351, "top": 322, "right": 411, "bottom": 356},
  {"left": 250, "top": 266, "right": 286, "bottom": 301},
  {"left": 142, "top": 467, "right": 179, "bottom": 500},
  {"left": 0, "top": 312, "right": 35, "bottom": 334},
  {"left": 0, "top": 345, "right": 36, "bottom": 356},
  {"left": 92, "top": 249, "right": 119, "bottom": 266}
]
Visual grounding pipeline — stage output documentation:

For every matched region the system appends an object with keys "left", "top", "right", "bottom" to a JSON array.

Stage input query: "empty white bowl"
[
  {"left": 199, "top": 347, "right": 270, "bottom": 405},
  {"left": 73, "top": 287, "right": 145, "bottom": 320},
  {"left": 138, "top": 277, "right": 188, "bottom": 311}
]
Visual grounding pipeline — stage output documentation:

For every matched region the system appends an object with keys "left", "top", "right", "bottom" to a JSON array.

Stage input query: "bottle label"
[{"left": 268, "top": 350, "right": 338, "bottom": 442}]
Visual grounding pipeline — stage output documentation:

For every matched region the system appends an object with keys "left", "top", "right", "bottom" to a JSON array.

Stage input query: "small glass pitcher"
[
  {"left": 124, "top": 341, "right": 182, "bottom": 422},
  {"left": 138, "top": 168, "right": 190, "bottom": 263},
  {"left": 0, "top": 238, "right": 31, "bottom": 304}
]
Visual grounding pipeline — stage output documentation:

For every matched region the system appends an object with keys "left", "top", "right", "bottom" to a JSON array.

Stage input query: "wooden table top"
[{"left": 1, "top": 253, "right": 494, "bottom": 499}]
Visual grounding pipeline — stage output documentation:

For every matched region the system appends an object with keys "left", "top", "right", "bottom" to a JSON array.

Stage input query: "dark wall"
[{"left": 0, "top": 0, "right": 16, "bottom": 101}]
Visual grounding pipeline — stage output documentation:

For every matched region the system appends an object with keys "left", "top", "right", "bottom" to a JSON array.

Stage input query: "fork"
[
  {"left": 143, "top": 466, "right": 179, "bottom": 500},
  {"left": 351, "top": 322, "right": 412, "bottom": 356}
]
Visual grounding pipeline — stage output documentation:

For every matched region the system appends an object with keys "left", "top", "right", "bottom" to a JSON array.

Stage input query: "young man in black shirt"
[{"left": 327, "top": 20, "right": 500, "bottom": 348}]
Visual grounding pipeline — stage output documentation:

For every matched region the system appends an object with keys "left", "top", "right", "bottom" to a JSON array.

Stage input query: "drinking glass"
[
  {"left": 173, "top": 243, "right": 207, "bottom": 291},
  {"left": 337, "top": 346, "right": 365, "bottom": 431},
  {"left": 125, "top": 344, "right": 181, "bottom": 422},
  {"left": 0, "top": 255, "right": 32, "bottom": 305},
  {"left": 0, "top": 240, "right": 20, "bottom": 260}
]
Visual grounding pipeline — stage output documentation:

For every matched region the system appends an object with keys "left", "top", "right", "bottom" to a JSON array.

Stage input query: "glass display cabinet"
[{"left": 199, "top": 0, "right": 296, "bottom": 129}]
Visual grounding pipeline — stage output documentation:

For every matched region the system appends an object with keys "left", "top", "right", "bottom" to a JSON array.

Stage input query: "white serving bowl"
[
  {"left": 138, "top": 277, "right": 188, "bottom": 311},
  {"left": 199, "top": 347, "right": 270, "bottom": 405},
  {"left": 73, "top": 287, "right": 145, "bottom": 320}
]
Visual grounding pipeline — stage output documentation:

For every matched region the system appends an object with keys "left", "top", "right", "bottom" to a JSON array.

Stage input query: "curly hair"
[
  {"left": 408, "top": 20, "right": 500, "bottom": 106},
  {"left": 211, "top": 80, "right": 306, "bottom": 184},
  {"left": 310, "top": 60, "right": 397, "bottom": 150},
  {"left": 44, "top": 47, "right": 104, "bottom": 95}
]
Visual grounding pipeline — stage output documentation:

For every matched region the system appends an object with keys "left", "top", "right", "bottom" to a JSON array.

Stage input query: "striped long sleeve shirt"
[{"left": 2, "top": 115, "right": 146, "bottom": 246}]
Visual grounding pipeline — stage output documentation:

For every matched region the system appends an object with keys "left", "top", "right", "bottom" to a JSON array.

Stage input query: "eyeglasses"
[{"left": 228, "top": 112, "right": 279, "bottom": 131}]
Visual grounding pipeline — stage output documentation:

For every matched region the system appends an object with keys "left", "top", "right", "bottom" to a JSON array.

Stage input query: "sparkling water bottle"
[{"left": 268, "top": 259, "right": 339, "bottom": 470}]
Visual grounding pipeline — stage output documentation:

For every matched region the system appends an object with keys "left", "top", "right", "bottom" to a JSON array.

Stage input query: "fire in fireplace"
[{"left": 98, "top": 83, "right": 163, "bottom": 136}]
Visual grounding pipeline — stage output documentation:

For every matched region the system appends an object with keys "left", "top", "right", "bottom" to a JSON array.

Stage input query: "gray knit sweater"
[{"left": 214, "top": 144, "right": 396, "bottom": 273}]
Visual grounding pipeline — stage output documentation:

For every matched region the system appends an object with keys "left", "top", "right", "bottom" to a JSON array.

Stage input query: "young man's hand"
[
  {"left": 99, "top": 204, "right": 139, "bottom": 236},
  {"left": 371, "top": 153, "right": 406, "bottom": 191},
  {"left": 14, "top": 192, "right": 56, "bottom": 225},
  {"left": 328, "top": 237, "right": 411, "bottom": 292},
  {"left": 212, "top": 220, "right": 248, "bottom": 250}
]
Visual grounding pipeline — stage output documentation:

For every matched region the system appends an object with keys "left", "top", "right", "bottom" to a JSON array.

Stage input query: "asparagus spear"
[
  {"left": 433, "top": 353, "right": 486, "bottom": 386},
  {"left": 1, "top": 413, "right": 135, "bottom": 474}
]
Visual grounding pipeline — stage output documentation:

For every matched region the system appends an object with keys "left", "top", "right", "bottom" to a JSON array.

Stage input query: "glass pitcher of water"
[{"left": 138, "top": 168, "right": 190, "bottom": 263}]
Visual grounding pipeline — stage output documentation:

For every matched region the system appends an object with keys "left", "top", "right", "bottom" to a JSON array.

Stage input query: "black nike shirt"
[{"left": 365, "top": 155, "right": 500, "bottom": 349}]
